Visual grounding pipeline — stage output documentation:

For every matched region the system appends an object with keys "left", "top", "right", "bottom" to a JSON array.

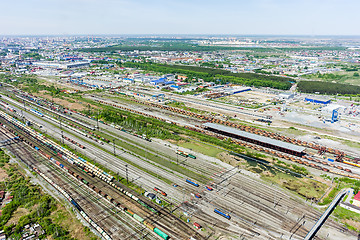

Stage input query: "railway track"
[
  {"left": 1, "top": 89, "right": 358, "bottom": 240},
  {"left": 0, "top": 112, "right": 205, "bottom": 240},
  {"left": 0, "top": 125, "right": 153, "bottom": 240}
]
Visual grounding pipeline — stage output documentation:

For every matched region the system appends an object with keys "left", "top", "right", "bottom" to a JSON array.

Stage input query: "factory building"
[
  {"left": 305, "top": 97, "right": 331, "bottom": 104},
  {"left": 203, "top": 122, "right": 305, "bottom": 157},
  {"left": 32, "top": 61, "right": 90, "bottom": 69}
]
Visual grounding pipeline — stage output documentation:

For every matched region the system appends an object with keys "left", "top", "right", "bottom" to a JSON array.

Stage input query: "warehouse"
[
  {"left": 32, "top": 61, "right": 90, "bottom": 69},
  {"left": 305, "top": 97, "right": 331, "bottom": 104},
  {"left": 203, "top": 122, "right": 305, "bottom": 157}
]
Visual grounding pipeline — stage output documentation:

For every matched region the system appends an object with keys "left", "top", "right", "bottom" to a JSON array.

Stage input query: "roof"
[
  {"left": 164, "top": 81, "right": 175, "bottom": 85},
  {"left": 150, "top": 79, "right": 166, "bottom": 84},
  {"left": 203, "top": 122, "right": 306, "bottom": 153},
  {"left": 354, "top": 191, "right": 360, "bottom": 201},
  {"left": 305, "top": 97, "right": 331, "bottom": 104}
]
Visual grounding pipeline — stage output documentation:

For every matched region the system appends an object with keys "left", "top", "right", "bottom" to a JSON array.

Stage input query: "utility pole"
[
  {"left": 113, "top": 139, "right": 116, "bottom": 155},
  {"left": 22, "top": 101, "right": 25, "bottom": 124},
  {"left": 176, "top": 147, "right": 179, "bottom": 165},
  {"left": 125, "top": 164, "right": 128, "bottom": 184},
  {"left": 59, "top": 116, "right": 64, "bottom": 145},
  {"left": 97, "top": 109, "right": 99, "bottom": 130}
]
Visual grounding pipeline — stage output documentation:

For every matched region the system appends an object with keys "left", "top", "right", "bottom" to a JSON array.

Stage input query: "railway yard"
[{"left": 0, "top": 82, "right": 359, "bottom": 240}]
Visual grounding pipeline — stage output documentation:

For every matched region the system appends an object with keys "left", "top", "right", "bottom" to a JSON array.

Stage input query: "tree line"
[
  {"left": 119, "top": 62, "right": 293, "bottom": 90},
  {"left": 297, "top": 81, "right": 360, "bottom": 95}
]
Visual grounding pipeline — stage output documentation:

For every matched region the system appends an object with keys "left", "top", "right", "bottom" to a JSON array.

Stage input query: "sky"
[{"left": 1, "top": 0, "right": 359, "bottom": 36}]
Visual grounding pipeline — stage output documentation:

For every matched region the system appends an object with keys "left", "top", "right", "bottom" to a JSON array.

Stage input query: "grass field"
[
  {"left": 304, "top": 70, "right": 360, "bottom": 86},
  {"left": 177, "top": 140, "right": 224, "bottom": 158}
]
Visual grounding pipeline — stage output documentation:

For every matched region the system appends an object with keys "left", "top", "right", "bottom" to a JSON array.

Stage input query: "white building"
[{"left": 32, "top": 61, "right": 90, "bottom": 69}]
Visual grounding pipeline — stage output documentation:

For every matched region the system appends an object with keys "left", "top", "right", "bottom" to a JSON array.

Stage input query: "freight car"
[
  {"left": 154, "top": 187, "right": 167, "bottom": 196},
  {"left": 214, "top": 208, "right": 231, "bottom": 220},
  {"left": 186, "top": 179, "right": 199, "bottom": 187}
]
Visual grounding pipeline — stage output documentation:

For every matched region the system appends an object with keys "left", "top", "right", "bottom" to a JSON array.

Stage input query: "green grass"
[
  {"left": 333, "top": 206, "right": 360, "bottom": 232},
  {"left": 262, "top": 171, "right": 327, "bottom": 200},
  {"left": 177, "top": 140, "right": 224, "bottom": 158},
  {"left": 304, "top": 70, "right": 360, "bottom": 86}
]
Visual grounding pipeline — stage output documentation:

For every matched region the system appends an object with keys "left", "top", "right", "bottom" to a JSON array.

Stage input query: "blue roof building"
[
  {"left": 170, "top": 85, "right": 181, "bottom": 89},
  {"left": 164, "top": 81, "right": 175, "bottom": 85},
  {"left": 305, "top": 97, "right": 331, "bottom": 104},
  {"left": 150, "top": 78, "right": 166, "bottom": 85}
]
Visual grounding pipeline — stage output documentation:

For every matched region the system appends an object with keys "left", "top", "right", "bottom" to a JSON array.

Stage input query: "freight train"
[
  {"left": 186, "top": 179, "right": 199, "bottom": 187},
  {"left": 10, "top": 90, "right": 359, "bottom": 168},
  {"left": 214, "top": 208, "right": 231, "bottom": 220},
  {"left": 91, "top": 97, "right": 360, "bottom": 175},
  {"left": 32, "top": 167, "right": 111, "bottom": 240},
  {"left": 0, "top": 110, "right": 170, "bottom": 240},
  {"left": 0, "top": 110, "right": 114, "bottom": 183},
  {"left": 176, "top": 150, "right": 196, "bottom": 159}
]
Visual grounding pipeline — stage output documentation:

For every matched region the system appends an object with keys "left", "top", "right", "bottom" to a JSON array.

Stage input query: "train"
[
  {"left": 154, "top": 187, "right": 167, "bottom": 196},
  {"left": 10, "top": 90, "right": 360, "bottom": 173},
  {"left": 176, "top": 150, "right": 196, "bottom": 159},
  {"left": 30, "top": 108, "right": 44, "bottom": 117},
  {"left": 0, "top": 101, "right": 16, "bottom": 112},
  {"left": 31, "top": 138, "right": 168, "bottom": 240},
  {"left": 2, "top": 95, "right": 359, "bottom": 180},
  {"left": 205, "top": 185, "right": 213, "bottom": 191},
  {"left": 214, "top": 208, "right": 231, "bottom": 220},
  {"left": 186, "top": 179, "right": 199, "bottom": 187},
  {"left": 0, "top": 110, "right": 114, "bottom": 183},
  {"left": 32, "top": 167, "right": 111, "bottom": 240},
  {"left": 90, "top": 95, "right": 360, "bottom": 176}
]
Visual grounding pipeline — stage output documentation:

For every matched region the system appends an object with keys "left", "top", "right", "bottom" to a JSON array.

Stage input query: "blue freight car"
[
  {"left": 34, "top": 146, "right": 39, "bottom": 151},
  {"left": 186, "top": 179, "right": 199, "bottom": 187},
  {"left": 71, "top": 199, "right": 82, "bottom": 211},
  {"left": 214, "top": 208, "right": 231, "bottom": 220}
]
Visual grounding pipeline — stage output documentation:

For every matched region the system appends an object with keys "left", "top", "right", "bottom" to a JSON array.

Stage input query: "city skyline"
[{"left": 1, "top": 0, "right": 360, "bottom": 36}]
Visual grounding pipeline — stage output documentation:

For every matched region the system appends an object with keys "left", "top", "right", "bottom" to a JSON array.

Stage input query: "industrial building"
[
  {"left": 150, "top": 78, "right": 167, "bottom": 85},
  {"left": 203, "top": 122, "right": 306, "bottom": 156},
  {"left": 305, "top": 97, "right": 331, "bottom": 104},
  {"left": 32, "top": 61, "right": 90, "bottom": 69}
]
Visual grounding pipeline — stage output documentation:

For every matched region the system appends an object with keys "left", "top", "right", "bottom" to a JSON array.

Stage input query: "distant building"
[
  {"left": 32, "top": 61, "right": 90, "bottom": 69},
  {"left": 229, "top": 87, "right": 252, "bottom": 95},
  {"left": 150, "top": 78, "right": 166, "bottom": 85},
  {"left": 123, "top": 78, "right": 134, "bottom": 84},
  {"left": 177, "top": 75, "right": 188, "bottom": 81},
  {"left": 305, "top": 97, "right": 331, "bottom": 104},
  {"left": 278, "top": 93, "right": 294, "bottom": 99},
  {"left": 353, "top": 191, "right": 360, "bottom": 207}
]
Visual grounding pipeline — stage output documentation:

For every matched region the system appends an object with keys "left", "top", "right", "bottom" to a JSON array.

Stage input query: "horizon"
[{"left": 2, "top": 34, "right": 360, "bottom": 38}]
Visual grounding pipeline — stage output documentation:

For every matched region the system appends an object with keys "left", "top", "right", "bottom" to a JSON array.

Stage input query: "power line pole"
[
  {"left": 125, "top": 164, "right": 128, "bottom": 184},
  {"left": 22, "top": 100, "right": 25, "bottom": 123},
  {"left": 113, "top": 139, "right": 116, "bottom": 155},
  {"left": 96, "top": 109, "right": 99, "bottom": 130},
  {"left": 176, "top": 147, "right": 179, "bottom": 165},
  {"left": 59, "top": 116, "right": 64, "bottom": 145}
]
